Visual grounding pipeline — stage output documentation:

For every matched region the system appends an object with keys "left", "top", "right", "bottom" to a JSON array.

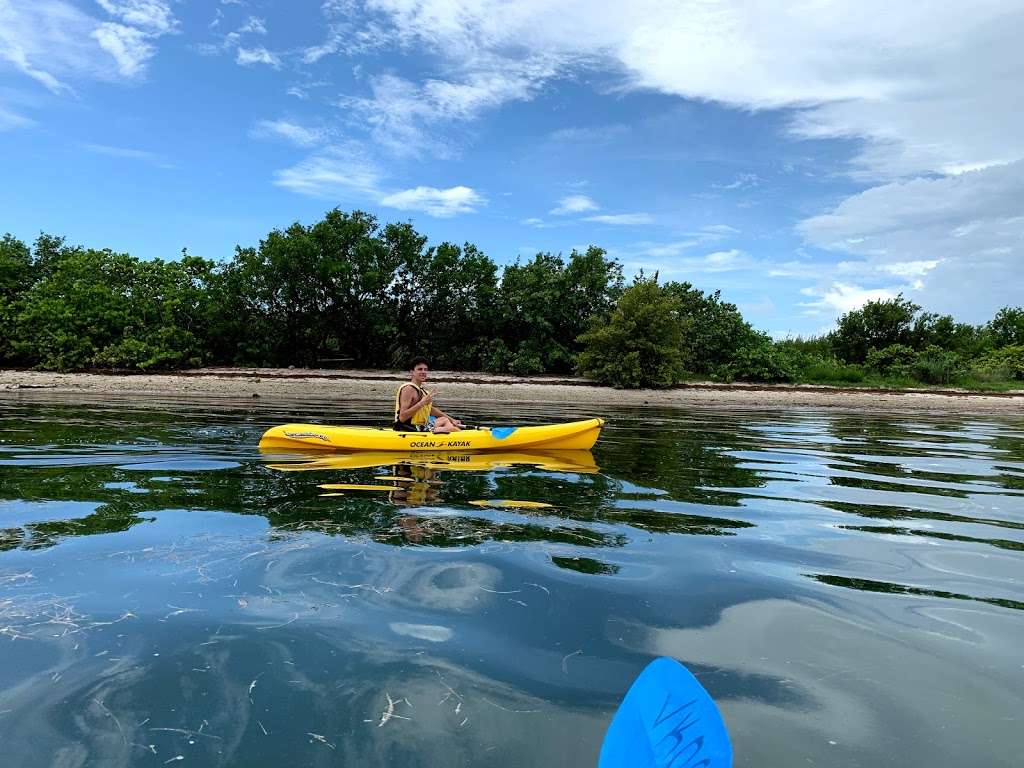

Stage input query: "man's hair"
[{"left": 409, "top": 356, "right": 429, "bottom": 370}]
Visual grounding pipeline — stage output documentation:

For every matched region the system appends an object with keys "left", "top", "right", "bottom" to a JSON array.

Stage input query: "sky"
[{"left": 1, "top": 0, "right": 1022, "bottom": 337}]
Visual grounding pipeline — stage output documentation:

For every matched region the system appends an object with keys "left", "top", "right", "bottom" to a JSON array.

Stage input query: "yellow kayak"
[
  {"left": 264, "top": 448, "right": 599, "bottom": 473},
  {"left": 258, "top": 418, "right": 603, "bottom": 452}
]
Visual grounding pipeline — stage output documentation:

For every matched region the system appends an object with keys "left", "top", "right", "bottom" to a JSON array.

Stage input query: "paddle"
[{"left": 599, "top": 657, "right": 732, "bottom": 768}]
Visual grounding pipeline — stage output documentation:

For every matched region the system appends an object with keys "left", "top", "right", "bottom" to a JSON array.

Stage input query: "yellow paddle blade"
[
  {"left": 468, "top": 499, "right": 554, "bottom": 509},
  {"left": 374, "top": 475, "right": 417, "bottom": 482},
  {"left": 318, "top": 483, "right": 401, "bottom": 492}
]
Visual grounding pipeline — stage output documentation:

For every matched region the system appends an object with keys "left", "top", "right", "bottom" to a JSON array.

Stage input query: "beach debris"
[
  {"left": 307, "top": 732, "right": 335, "bottom": 749},
  {"left": 374, "top": 692, "right": 412, "bottom": 727}
]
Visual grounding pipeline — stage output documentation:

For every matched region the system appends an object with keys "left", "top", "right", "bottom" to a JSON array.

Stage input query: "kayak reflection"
[
  {"left": 265, "top": 449, "right": 599, "bottom": 508},
  {"left": 264, "top": 449, "right": 599, "bottom": 475}
]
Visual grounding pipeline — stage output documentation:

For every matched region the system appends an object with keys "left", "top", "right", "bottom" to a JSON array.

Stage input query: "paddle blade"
[{"left": 599, "top": 657, "right": 732, "bottom": 768}]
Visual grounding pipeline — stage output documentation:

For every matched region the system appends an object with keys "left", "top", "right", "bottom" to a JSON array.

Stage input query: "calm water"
[{"left": 1, "top": 395, "right": 1022, "bottom": 767}]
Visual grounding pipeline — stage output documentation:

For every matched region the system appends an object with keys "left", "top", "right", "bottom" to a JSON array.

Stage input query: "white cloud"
[
  {"left": 0, "top": 105, "right": 33, "bottom": 130},
  {"left": 624, "top": 247, "right": 759, "bottom": 276},
  {"left": 95, "top": 1, "right": 177, "bottom": 35},
  {"left": 713, "top": 172, "right": 760, "bottom": 191},
  {"left": 583, "top": 213, "right": 653, "bottom": 225},
  {"left": 551, "top": 194, "right": 598, "bottom": 215},
  {"left": 273, "top": 142, "right": 483, "bottom": 218},
  {"left": 238, "top": 16, "right": 267, "bottom": 35},
  {"left": 877, "top": 260, "right": 941, "bottom": 279},
  {"left": 798, "top": 162, "right": 1023, "bottom": 321},
  {"left": 338, "top": 67, "right": 548, "bottom": 158},
  {"left": 273, "top": 143, "right": 385, "bottom": 200},
  {"left": 798, "top": 282, "right": 900, "bottom": 315},
  {"left": 236, "top": 46, "right": 280, "bottom": 68},
  {"left": 0, "top": 1, "right": 176, "bottom": 90},
  {"left": 380, "top": 185, "right": 484, "bottom": 217},
  {"left": 80, "top": 141, "right": 175, "bottom": 168},
  {"left": 92, "top": 22, "right": 154, "bottom": 78},
  {"left": 251, "top": 119, "right": 326, "bottom": 147},
  {"left": 548, "top": 124, "right": 629, "bottom": 144},
  {"left": 348, "top": 2, "right": 1018, "bottom": 174}
]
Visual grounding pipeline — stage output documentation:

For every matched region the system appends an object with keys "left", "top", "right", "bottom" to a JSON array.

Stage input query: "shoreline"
[{"left": 2, "top": 368, "right": 1022, "bottom": 414}]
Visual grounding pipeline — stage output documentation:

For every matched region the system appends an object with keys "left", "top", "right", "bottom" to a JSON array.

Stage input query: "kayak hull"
[{"left": 258, "top": 418, "right": 604, "bottom": 452}]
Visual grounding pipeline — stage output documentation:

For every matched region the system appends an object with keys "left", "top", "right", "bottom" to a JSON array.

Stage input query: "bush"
[
  {"left": 720, "top": 340, "right": 797, "bottom": 383},
  {"left": 799, "top": 356, "right": 866, "bottom": 383},
  {"left": 971, "top": 345, "right": 1024, "bottom": 381},
  {"left": 865, "top": 344, "right": 917, "bottom": 377},
  {"left": 576, "top": 278, "right": 685, "bottom": 388},
  {"left": 509, "top": 345, "right": 544, "bottom": 376},
  {"left": 911, "top": 345, "right": 962, "bottom": 385}
]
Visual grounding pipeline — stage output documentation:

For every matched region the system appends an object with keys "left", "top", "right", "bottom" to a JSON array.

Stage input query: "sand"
[{"left": 1, "top": 367, "right": 1021, "bottom": 414}]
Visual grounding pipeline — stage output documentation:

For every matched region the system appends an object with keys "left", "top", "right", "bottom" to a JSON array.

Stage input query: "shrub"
[
  {"left": 799, "top": 357, "right": 866, "bottom": 383},
  {"left": 576, "top": 278, "right": 685, "bottom": 388},
  {"left": 865, "top": 344, "right": 917, "bottom": 377},
  {"left": 721, "top": 340, "right": 797, "bottom": 383},
  {"left": 971, "top": 345, "right": 1024, "bottom": 381},
  {"left": 911, "top": 345, "right": 961, "bottom": 385}
]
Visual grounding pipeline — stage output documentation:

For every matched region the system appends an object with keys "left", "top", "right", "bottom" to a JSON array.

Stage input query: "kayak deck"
[{"left": 258, "top": 418, "right": 604, "bottom": 452}]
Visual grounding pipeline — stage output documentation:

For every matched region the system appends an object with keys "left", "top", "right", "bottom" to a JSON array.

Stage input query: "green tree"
[
  {"left": 493, "top": 247, "right": 621, "bottom": 374},
  {"left": 223, "top": 209, "right": 406, "bottom": 366},
  {"left": 576, "top": 277, "right": 685, "bottom": 388},
  {"left": 987, "top": 307, "right": 1024, "bottom": 347},
  {"left": 662, "top": 281, "right": 761, "bottom": 376},
  {"left": 830, "top": 295, "right": 920, "bottom": 363},
  {"left": 0, "top": 234, "right": 34, "bottom": 363},
  {"left": 392, "top": 241, "right": 499, "bottom": 370},
  {"left": 12, "top": 243, "right": 215, "bottom": 371}
]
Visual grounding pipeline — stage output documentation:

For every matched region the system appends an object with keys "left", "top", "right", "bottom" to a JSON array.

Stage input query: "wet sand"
[{"left": 1, "top": 368, "right": 1021, "bottom": 414}]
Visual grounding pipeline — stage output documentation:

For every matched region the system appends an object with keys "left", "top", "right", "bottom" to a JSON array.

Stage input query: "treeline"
[
  {"left": 579, "top": 279, "right": 1023, "bottom": 388},
  {"left": 1, "top": 209, "right": 1021, "bottom": 389}
]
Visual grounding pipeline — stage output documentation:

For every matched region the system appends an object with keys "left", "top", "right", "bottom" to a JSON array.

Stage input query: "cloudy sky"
[{"left": 1, "top": 0, "right": 1021, "bottom": 336}]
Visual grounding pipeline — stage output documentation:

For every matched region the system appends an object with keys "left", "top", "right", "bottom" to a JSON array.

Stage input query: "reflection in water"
[{"left": 0, "top": 398, "right": 1023, "bottom": 767}]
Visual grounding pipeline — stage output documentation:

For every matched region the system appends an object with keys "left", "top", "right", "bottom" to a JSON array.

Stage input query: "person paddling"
[{"left": 393, "top": 357, "right": 463, "bottom": 434}]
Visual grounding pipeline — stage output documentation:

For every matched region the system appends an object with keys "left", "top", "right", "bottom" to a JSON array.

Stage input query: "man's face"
[{"left": 412, "top": 364, "right": 428, "bottom": 384}]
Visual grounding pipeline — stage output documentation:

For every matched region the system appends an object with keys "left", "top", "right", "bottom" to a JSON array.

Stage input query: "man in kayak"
[{"left": 393, "top": 357, "right": 463, "bottom": 433}]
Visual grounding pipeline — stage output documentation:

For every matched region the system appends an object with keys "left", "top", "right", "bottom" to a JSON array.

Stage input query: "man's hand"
[{"left": 421, "top": 390, "right": 435, "bottom": 405}]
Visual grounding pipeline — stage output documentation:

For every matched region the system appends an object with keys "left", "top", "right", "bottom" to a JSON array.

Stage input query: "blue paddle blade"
[
  {"left": 490, "top": 427, "right": 517, "bottom": 440},
  {"left": 599, "top": 657, "right": 732, "bottom": 768}
]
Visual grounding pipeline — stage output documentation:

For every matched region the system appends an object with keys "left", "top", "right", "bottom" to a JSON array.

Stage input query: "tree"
[
  {"left": 576, "top": 277, "right": 685, "bottom": 388},
  {"left": 392, "top": 241, "right": 499, "bottom": 370},
  {"left": 830, "top": 295, "right": 920, "bottom": 363},
  {"left": 0, "top": 235, "right": 34, "bottom": 363},
  {"left": 493, "top": 248, "right": 622, "bottom": 374},
  {"left": 662, "top": 281, "right": 761, "bottom": 376},
  {"left": 223, "top": 209, "right": 403, "bottom": 366},
  {"left": 987, "top": 306, "right": 1024, "bottom": 347}
]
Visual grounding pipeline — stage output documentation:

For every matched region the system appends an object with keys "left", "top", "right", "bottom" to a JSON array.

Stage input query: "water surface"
[{"left": 1, "top": 396, "right": 1022, "bottom": 767}]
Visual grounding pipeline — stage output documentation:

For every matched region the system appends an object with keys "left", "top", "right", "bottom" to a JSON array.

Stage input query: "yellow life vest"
[{"left": 394, "top": 383, "right": 431, "bottom": 426}]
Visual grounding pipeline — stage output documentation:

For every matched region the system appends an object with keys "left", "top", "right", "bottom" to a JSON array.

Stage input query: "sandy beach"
[{"left": 1, "top": 367, "right": 1021, "bottom": 414}]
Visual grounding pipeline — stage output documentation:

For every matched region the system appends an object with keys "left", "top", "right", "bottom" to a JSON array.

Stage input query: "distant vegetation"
[{"left": 1, "top": 209, "right": 1021, "bottom": 390}]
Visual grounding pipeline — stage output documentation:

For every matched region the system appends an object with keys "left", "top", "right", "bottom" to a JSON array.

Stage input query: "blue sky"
[{"left": 2, "top": 1, "right": 1022, "bottom": 337}]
